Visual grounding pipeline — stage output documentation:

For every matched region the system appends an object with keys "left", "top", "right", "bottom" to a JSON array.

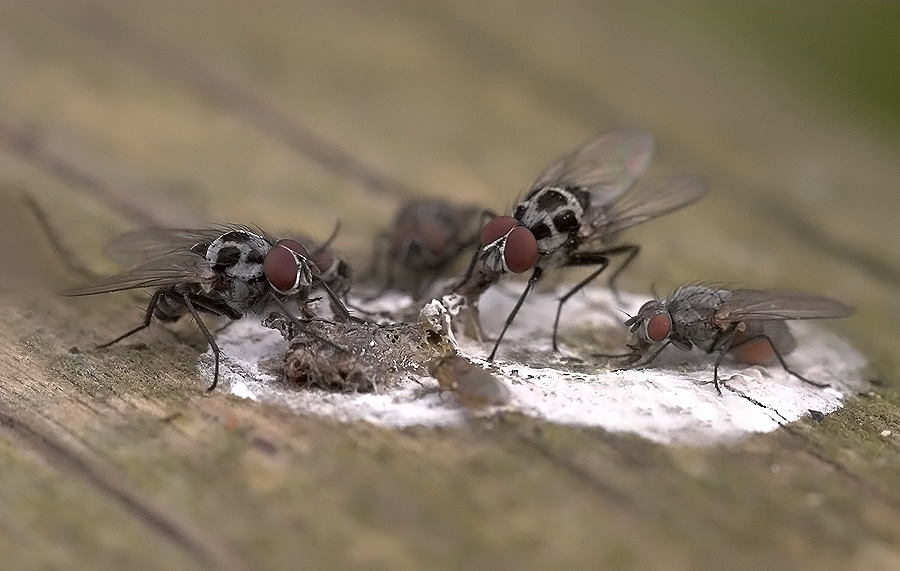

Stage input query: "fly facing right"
[{"left": 62, "top": 226, "right": 352, "bottom": 391}]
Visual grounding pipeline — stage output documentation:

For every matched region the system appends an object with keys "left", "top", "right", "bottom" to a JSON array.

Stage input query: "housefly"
[
  {"left": 62, "top": 225, "right": 351, "bottom": 390},
  {"left": 373, "top": 199, "right": 492, "bottom": 300},
  {"left": 619, "top": 285, "right": 854, "bottom": 394},
  {"left": 453, "top": 130, "right": 707, "bottom": 361}
]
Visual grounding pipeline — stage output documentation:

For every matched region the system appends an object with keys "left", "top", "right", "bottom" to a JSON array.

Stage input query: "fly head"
[
  {"left": 478, "top": 216, "right": 539, "bottom": 275},
  {"left": 309, "top": 245, "right": 353, "bottom": 298},
  {"left": 626, "top": 299, "right": 672, "bottom": 348},
  {"left": 264, "top": 239, "right": 316, "bottom": 297}
]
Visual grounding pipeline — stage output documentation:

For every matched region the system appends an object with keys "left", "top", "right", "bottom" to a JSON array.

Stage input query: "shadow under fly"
[
  {"left": 612, "top": 285, "right": 854, "bottom": 395},
  {"left": 61, "top": 225, "right": 352, "bottom": 390},
  {"left": 453, "top": 129, "right": 707, "bottom": 361}
]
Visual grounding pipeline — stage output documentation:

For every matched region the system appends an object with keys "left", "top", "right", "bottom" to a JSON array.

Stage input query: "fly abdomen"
[
  {"left": 153, "top": 287, "right": 189, "bottom": 323},
  {"left": 731, "top": 320, "right": 797, "bottom": 365}
]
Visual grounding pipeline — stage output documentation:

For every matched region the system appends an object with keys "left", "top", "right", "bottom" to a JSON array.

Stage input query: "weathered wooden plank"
[{"left": 0, "top": 3, "right": 898, "bottom": 570}]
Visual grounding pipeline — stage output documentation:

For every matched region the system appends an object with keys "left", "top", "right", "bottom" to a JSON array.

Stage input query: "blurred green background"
[{"left": 694, "top": 3, "right": 900, "bottom": 130}]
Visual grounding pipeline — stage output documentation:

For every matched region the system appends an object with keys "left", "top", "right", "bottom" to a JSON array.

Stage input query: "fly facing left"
[
  {"left": 62, "top": 226, "right": 352, "bottom": 390},
  {"left": 453, "top": 130, "right": 708, "bottom": 361},
  {"left": 620, "top": 285, "right": 854, "bottom": 394}
]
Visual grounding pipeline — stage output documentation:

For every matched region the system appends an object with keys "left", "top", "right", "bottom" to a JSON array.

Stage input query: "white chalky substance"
[{"left": 202, "top": 285, "right": 866, "bottom": 445}]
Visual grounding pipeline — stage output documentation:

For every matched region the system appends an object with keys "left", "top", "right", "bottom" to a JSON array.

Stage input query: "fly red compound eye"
[
  {"left": 276, "top": 239, "right": 309, "bottom": 258},
  {"left": 310, "top": 248, "right": 334, "bottom": 274},
  {"left": 637, "top": 300, "right": 657, "bottom": 314},
  {"left": 646, "top": 312, "right": 671, "bottom": 342},
  {"left": 264, "top": 245, "right": 300, "bottom": 292},
  {"left": 480, "top": 216, "right": 519, "bottom": 245},
  {"left": 503, "top": 226, "right": 538, "bottom": 273}
]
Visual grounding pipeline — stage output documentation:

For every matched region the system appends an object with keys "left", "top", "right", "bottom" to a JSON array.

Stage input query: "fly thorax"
[
  {"left": 514, "top": 187, "right": 586, "bottom": 255},
  {"left": 205, "top": 231, "right": 268, "bottom": 281},
  {"left": 393, "top": 216, "right": 452, "bottom": 270},
  {"left": 667, "top": 286, "right": 729, "bottom": 348},
  {"left": 226, "top": 278, "right": 270, "bottom": 314},
  {"left": 399, "top": 236, "right": 437, "bottom": 270}
]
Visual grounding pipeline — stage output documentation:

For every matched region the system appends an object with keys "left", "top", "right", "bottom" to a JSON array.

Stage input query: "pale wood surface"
[{"left": 1, "top": 4, "right": 899, "bottom": 570}]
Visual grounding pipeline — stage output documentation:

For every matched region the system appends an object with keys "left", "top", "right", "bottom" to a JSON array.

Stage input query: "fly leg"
[
  {"left": 24, "top": 193, "right": 96, "bottom": 281},
  {"left": 95, "top": 289, "right": 164, "bottom": 350},
  {"left": 361, "top": 232, "right": 393, "bottom": 301},
  {"left": 179, "top": 293, "right": 222, "bottom": 392},
  {"left": 318, "top": 280, "right": 354, "bottom": 323},
  {"left": 488, "top": 267, "right": 543, "bottom": 361},
  {"left": 705, "top": 327, "right": 744, "bottom": 396},
  {"left": 552, "top": 244, "right": 638, "bottom": 351},
  {"left": 453, "top": 244, "right": 482, "bottom": 295},
  {"left": 552, "top": 252, "right": 610, "bottom": 351},
  {"left": 603, "top": 244, "right": 640, "bottom": 302},
  {"left": 728, "top": 333, "right": 831, "bottom": 390},
  {"left": 619, "top": 340, "right": 672, "bottom": 370},
  {"left": 452, "top": 208, "right": 496, "bottom": 295},
  {"left": 309, "top": 220, "right": 341, "bottom": 257}
]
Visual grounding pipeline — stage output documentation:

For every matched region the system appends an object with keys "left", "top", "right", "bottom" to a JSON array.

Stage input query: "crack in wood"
[
  {"left": 0, "top": 120, "right": 164, "bottom": 228},
  {"left": 515, "top": 430, "right": 640, "bottom": 511},
  {"left": 778, "top": 423, "right": 900, "bottom": 513},
  {"left": 67, "top": 5, "right": 425, "bottom": 204},
  {"left": 0, "top": 402, "right": 245, "bottom": 571},
  {"left": 723, "top": 383, "right": 791, "bottom": 425},
  {"left": 753, "top": 196, "right": 900, "bottom": 289}
]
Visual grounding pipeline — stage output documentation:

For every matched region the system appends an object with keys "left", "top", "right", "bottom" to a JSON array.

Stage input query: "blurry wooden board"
[{"left": 0, "top": 3, "right": 898, "bottom": 569}]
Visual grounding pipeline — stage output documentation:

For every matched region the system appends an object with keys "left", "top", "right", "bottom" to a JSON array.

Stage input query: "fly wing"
[
  {"left": 61, "top": 250, "right": 213, "bottom": 296},
  {"left": 594, "top": 173, "right": 708, "bottom": 236},
  {"left": 715, "top": 289, "right": 854, "bottom": 322},
  {"left": 528, "top": 130, "right": 655, "bottom": 206},
  {"left": 103, "top": 225, "right": 270, "bottom": 265}
]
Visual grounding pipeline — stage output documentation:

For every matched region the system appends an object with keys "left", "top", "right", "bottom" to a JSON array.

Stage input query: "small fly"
[
  {"left": 428, "top": 355, "right": 512, "bottom": 410},
  {"left": 454, "top": 130, "right": 707, "bottom": 361},
  {"left": 62, "top": 225, "right": 351, "bottom": 390},
  {"left": 618, "top": 285, "right": 854, "bottom": 394},
  {"left": 372, "top": 199, "right": 492, "bottom": 300}
]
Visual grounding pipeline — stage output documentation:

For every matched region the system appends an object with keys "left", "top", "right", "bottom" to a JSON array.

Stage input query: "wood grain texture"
[{"left": 1, "top": 3, "right": 898, "bottom": 569}]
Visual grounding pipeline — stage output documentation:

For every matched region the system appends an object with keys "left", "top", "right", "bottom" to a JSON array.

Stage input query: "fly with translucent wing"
[
  {"left": 62, "top": 226, "right": 351, "bottom": 390},
  {"left": 453, "top": 130, "right": 708, "bottom": 360},
  {"left": 371, "top": 199, "right": 493, "bottom": 300},
  {"left": 619, "top": 285, "right": 854, "bottom": 394}
]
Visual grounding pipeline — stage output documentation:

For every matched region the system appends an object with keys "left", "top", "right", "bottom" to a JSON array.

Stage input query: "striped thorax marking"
[{"left": 514, "top": 186, "right": 589, "bottom": 256}]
